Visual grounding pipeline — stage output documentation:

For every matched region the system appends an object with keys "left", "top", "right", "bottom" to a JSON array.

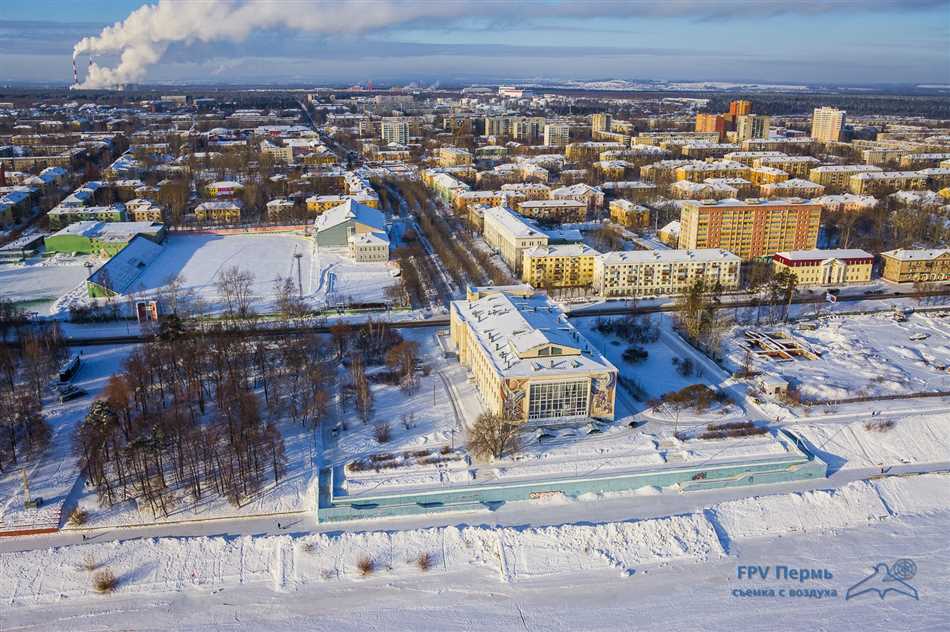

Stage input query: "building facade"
[
  {"left": 811, "top": 107, "right": 846, "bottom": 142},
  {"left": 772, "top": 249, "right": 873, "bottom": 286},
  {"left": 482, "top": 206, "right": 549, "bottom": 274},
  {"left": 450, "top": 290, "right": 617, "bottom": 424},
  {"left": 593, "top": 248, "right": 741, "bottom": 298},
  {"left": 678, "top": 198, "right": 822, "bottom": 260},
  {"left": 521, "top": 243, "right": 598, "bottom": 289},
  {"left": 880, "top": 249, "right": 950, "bottom": 283}
]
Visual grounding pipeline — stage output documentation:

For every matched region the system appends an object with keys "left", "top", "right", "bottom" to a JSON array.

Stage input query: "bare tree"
[{"left": 468, "top": 413, "right": 520, "bottom": 461}]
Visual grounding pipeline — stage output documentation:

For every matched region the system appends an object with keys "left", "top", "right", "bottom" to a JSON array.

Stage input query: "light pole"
[{"left": 294, "top": 252, "right": 304, "bottom": 299}]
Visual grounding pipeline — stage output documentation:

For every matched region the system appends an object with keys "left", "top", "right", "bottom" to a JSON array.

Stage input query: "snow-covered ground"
[
  {"left": 3, "top": 474, "right": 949, "bottom": 630},
  {"left": 0, "top": 256, "right": 93, "bottom": 314},
  {"left": 794, "top": 413, "right": 950, "bottom": 473},
  {"left": 724, "top": 311, "right": 950, "bottom": 401},
  {"left": 0, "top": 345, "right": 133, "bottom": 531},
  {"left": 129, "top": 233, "right": 396, "bottom": 313}
]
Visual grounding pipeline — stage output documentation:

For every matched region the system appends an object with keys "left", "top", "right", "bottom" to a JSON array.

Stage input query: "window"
[{"left": 528, "top": 380, "right": 588, "bottom": 420}]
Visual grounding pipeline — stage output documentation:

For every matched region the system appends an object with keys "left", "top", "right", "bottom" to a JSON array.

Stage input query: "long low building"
[
  {"left": 592, "top": 249, "right": 741, "bottom": 298},
  {"left": 515, "top": 198, "right": 587, "bottom": 223},
  {"left": 772, "top": 249, "right": 873, "bottom": 286},
  {"left": 44, "top": 221, "right": 166, "bottom": 256},
  {"left": 450, "top": 289, "right": 617, "bottom": 424}
]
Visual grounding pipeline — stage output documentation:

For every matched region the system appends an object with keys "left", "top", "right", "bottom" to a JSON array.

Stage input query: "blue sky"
[{"left": 2, "top": 0, "right": 948, "bottom": 85}]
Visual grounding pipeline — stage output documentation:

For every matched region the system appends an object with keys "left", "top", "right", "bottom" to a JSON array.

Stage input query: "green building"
[{"left": 44, "top": 221, "right": 166, "bottom": 256}]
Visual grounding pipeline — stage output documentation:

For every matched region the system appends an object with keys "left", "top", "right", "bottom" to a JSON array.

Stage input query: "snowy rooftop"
[
  {"left": 51, "top": 220, "right": 163, "bottom": 241},
  {"left": 598, "top": 248, "right": 739, "bottom": 265},
  {"left": 810, "top": 165, "right": 883, "bottom": 173},
  {"left": 87, "top": 235, "right": 164, "bottom": 293},
  {"left": 774, "top": 248, "right": 873, "bottom": 261},
  {"left": 684, "top": 197, "right": 819, "bottom": 208},
  {"left": 518, "top": 199, "right": 586, "bottom": 208},
  {"left": 315, "top": 198, "right": 385, "bottom": 233},
  {"left": 483, "top": 206, "right": 546, "bottom": 239},
  {"left": 880, "top": 248, "right": 949, "bottom": 261},
  {"left": 524, "top": 243, "right": 599, "bottom": 258},
  {"left": 453, "top": 292, "right": 616, "bottom": 379}
]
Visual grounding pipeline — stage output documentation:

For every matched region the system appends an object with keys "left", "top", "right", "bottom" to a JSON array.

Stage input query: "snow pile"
[
  {"left": 710, "top": 481, "right": 890, "bottom": 540},
  {"left": 500, "top": 513, "right": 723, "bottom": 580},
  {"left": 874, "top": 474, "right": 950, "bottom": 516},
  {"left": 795, "top": 413, "right": 950, "bottom": 470}
]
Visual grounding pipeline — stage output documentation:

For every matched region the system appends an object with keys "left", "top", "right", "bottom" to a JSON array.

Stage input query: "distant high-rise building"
[
  {"left": 380, "top": 117, "right": 409, "bottom": 145},
  {"left": 544, "top": 123, "right": 571, "bottom": 147},
  {"left": 729, "top": 100, "right": 752, "bottom": 116},
  {"left": 811, "top": 107, "right": 846, "bottom": 143},
  {"left": 695, "top": 113, "right": 727, "bottom": 140},
  {"left": 592, "top": 113, "right": 612, "bottom": 133},
  {"left": 736, "top": 114, "right": 770, "bottom": 141}
]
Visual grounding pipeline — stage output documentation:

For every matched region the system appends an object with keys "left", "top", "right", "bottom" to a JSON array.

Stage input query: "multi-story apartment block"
[
  {"left": 880, "top": 249, "right": 950, "bottom": 283},
  {"left": 516, "top": 199, "right": 587, "bottom": 223},
  {"left": 195, "top": 200, "right": 243, "bottom": 224},
  {"left": 608, "top": 199, "right": 650, "bottom": 228},
  {"left": 815, "top": 194, "right": 878, "bottom": 213},
  {"left": 543, "top": 123, "right": 571, "bottom": 147},
  {"left": 482, "top": 206, "right": 549, "bottom": 274},
  {"left": 550, "top": 183, "right": 604, "bottom": 210},
  {"left": 695, "top": 113, "right": 727, "bottom": 141},
  {"left": 521, "top": 243, "right": 599, "bottom": 288},
  {"left": 760, "top": 178, "right": 825, "bottom": 199},
  {"left": 380, "top": 117, "right": 409, "bottom": 145},
  {"left": 748, "top": 166, "right": 789, "bottom": 186},
  {"left": 681, "top": 142, "right": 740, "bottom": 160},
  {"left": 772, "top": 249, "right": 873, "bottom": 286},
  {"left": 724, "top": 151, "right": 788, "bottom": 166},
  {"left": 752, "top": 155, "right": 821, "bottom": 178},
  {"left": 735, "top": 114, "right": 770, "bottom": 141},
  {"left": 450, "top": 289, "right": 617, "bottom": 423},
  {"left": 593, "top": 248, "right": 741, "bottom": 298},
  {"left": 848, "top": 171, "right": 929, "bottom": 196},
  {"left": 808, "top": 165, "right": 883, "bottom": 190},
  {"left": 674, "top": 160, "right": 750, "bottom": 183},
  {"left": 811, "top": 107, "right": 846, "bottom": 142},
  {"left": 436, "top": 147, "right": 473, "bottom": 167},
  {"left": 670, "top": 180, "right": 738, "bottom": 200},
  {"left": 729, "top": 100, "right": 752, "bottom": 117},
  {"left": 592, "top": 113, "right": 612, "bottom": 133},
  {"left": 678, "top": 198, "right": 822, "bottom": 260},
  {"left": 899, "top": 153, "right": 950, "bottom": 169}
]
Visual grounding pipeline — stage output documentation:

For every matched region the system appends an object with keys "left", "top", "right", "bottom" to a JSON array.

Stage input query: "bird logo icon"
[{"left": 845, "top": 559, "right": 918, "bottom": 601}]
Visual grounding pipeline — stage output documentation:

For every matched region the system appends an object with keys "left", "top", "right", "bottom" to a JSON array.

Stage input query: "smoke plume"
[{"left": 71, "top": 0, "right": 458, "bottom": 89}]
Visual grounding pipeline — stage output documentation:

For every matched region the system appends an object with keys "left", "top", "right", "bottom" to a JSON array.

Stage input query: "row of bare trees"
[{"left": 0, "top": 324, "right": 63, "bottom": 472}]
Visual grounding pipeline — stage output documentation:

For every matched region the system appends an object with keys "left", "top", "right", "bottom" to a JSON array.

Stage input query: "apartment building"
[
  {"left": 674, "top": 160, "right": 750, "bottom": 183},
  {"left": 752, "top": 155, "right": 821, "bottom": 178},
  {"left": 772, "top": 249, "right": 873, "bottom": 286},
  {"left": 815, "top": 194, "right": 878, "bottom": 213},
  {"left": 880, "top": 248, "right": 950, "bottom": 283},
  {"left": 670, "top": 180, "right": 738, "bottom": 200},
  {"left": 808, "top": 165, "right": 883, "bottom": 190},
  {"left": 748, "top": 166, "right": 789, "bottom": 186},
  {"left": 592, "top": 113, "right": 612, "bottom": 133},
  {"left": 695, "top": 113, "right": 727, "bottom": 141},
  {"left": 609, "top": 199, "right": 650, "bottom": 228},
  {"left": 515, "top": 199, "right": 587, "bottom": 223},
  {"left": 449, "top": 290, "right": 617, "bottom": 423},
  {"left": 436, "top": 147, "right": 473, "bottom": 167},
  {"left": 724, "top": 151, "right": 788, "bottom": 166},
  {"left": 729, "top": 100, "right": 752, "bottom": 117},
  {"left": 811, "top": 107, "right": 846, "bottom": 142},
  {"left": 592, "top": 248, "right": 741, "bottom": 298},
  {"left": 735, "top": 114, "right": 770, "bottom": 141},
  {"left": 380, "top": 117, "right": 409, "bottom": 145},
  {"left": 521, "top": 243, "right": 599, "bottom": 289},
  {"left": 848, "top": 171, "right": 929, "bottom": 196},
  {"left": 760, "top": 178, "right": 825, "bottom": 199},
  {"left": 678, "top": 197, "right": 822, "bottom": 260},
  {"left": 543, "top": 123, "right": 571, "bottom": 147},
  {"left": 482, "top": 206, "right": 549, "bottom": 274},
  {"left": 550, "top": 183, "right": 605, "bottom": 210},
  {"left": 195, "top": 200, "right": 243, "bottom": 224}
]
